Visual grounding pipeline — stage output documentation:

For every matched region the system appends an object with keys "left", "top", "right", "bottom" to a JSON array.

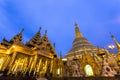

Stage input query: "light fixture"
[
  {"left": 108, "top": 44, "right": 115, "bottom": 50},
  {"left": 12, "top": 45, "right": 16, "bottom": 48},
  {"left": 62, "top": 58, "right": 67, "bottom": 61}
]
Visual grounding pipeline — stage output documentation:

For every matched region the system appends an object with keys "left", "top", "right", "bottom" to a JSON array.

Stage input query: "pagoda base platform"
[
  {"left": 0, "top": 75, "right": 36, "bottom": 80},
  {"left": 48, "top": 77, "right": 120, "bottom": 80},
  {"left": 1, "top": 76, "right": 120, "bottom": 80}
]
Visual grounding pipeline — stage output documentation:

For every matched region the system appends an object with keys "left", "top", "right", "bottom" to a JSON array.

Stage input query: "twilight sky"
[{"left": 0, "top": 0, "right": 120, "bottom": 57}]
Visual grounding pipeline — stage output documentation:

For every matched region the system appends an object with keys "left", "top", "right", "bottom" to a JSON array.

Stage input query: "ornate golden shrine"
[{"left": 0, "top": 28, "right": 59, "bottom": 77}]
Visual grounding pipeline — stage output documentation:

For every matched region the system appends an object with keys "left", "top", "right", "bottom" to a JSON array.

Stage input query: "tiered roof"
[{"left": 0, "top": 28, "right": 56, "bottom": 54}]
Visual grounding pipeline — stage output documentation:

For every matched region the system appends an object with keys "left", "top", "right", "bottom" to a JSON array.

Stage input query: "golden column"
[
  {"left": 50, "top": 59, "right": 53, "bottom": 73},
  {"left": 1, "top": 55, "right": 10, "bottom": 71},
  {"left": 29, "top": 54, "right": 38, "bottom": 75},
  {"left": 7, "top": 51, "right": 17, "bottom": 75}
]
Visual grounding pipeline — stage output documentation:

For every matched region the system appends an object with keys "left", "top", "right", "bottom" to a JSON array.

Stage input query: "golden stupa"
[
  {"left": 63, "top": 23, "right": 119, "bottom": 77},
  {"left": 65, "top": 23, "right": 98, "bottom": 59}
]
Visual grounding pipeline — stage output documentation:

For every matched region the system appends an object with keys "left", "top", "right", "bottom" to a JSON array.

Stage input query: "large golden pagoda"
[
  {"left": 63, "top": 23, "right": 119, "bottom": 77},
  {"left": 65, "top": 23, "right": 98, "bottom": 59}
]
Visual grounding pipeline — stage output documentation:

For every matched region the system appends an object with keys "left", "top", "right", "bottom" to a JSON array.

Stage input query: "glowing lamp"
[
  {"left": 12, "top": 45, "right": 16, "bottom": 48},
  {"left": 108, "top": 45, "right": 115, "bottom": 50},
  {"left": 62, "top": 58, "right": 67, "bottom": 61}
]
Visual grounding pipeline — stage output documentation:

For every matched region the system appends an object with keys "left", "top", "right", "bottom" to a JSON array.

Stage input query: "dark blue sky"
[{"left": 0, "top": 0, "right": 120, "bottom": 57}]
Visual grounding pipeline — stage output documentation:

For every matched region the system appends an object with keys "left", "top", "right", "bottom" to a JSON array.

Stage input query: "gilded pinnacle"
[{"left": 75, "top": 23, "right": 83, "bottom": 38}]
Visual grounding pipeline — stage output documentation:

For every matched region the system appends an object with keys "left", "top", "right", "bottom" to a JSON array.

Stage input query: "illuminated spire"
[
  {"left": 10, "top": 28, "right": 24, "bottom": 44},
  {"left": 41, "top": 30, "right": 48, "bottom": 39},
  {"left": 33, "top": 27, "right": 41, "bottom": 38},
  {"left": 25, "top": 27, "right": 41, "bottom": 47},
  {"left": 41, "top": 30, "right": 48, "bottom": 42},
  {"left": 110, "top": 33, "right": 120, "bottom": 54},
  {"left": 75, "top": 23, "right": 83, "bottom": 38},
  {"left": 37, "top": 27, "right": 41, "bottom": 38},
  {"left": 110, "top": 33, "right": 120, "bottom": 48}
]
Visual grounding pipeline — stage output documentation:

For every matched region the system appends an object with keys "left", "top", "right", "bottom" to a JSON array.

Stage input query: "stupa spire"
[
  {"left": 65, "top": 23, "right": 98, "bottom": 58},
  {"left": 110, "top": 33, "right": 120, "bottom": 54},
  {"left": 75, "top": 23, "right": 83, "bottom": 38},
  {"left": 110, "top": 34, "right": 120, "bottom": 48}
]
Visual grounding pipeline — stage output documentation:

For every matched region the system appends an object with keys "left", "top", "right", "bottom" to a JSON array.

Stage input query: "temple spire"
[
  {"left": 35, "top": 27, "right": 41, "bottom": 38},
  {"left": 41, "top": 30, "right": 48, "bottom": 42},
  {"left": 75, "top": 23, "right": 83, "bottom": 38},
  {"left": 110, "top": 34, "right": 120, "bottom": 48},
  {"left": 25, "top": 27, "right": 41, "bottom": 47},
  {"left": 32, "top": 27, "right": 41, "bottom": 39},
  {"left": 10, "top": 28, "right": 24, "bottom": 45},
  {"left": 110, "top": 33, "right": 120, "bottom": 54}
]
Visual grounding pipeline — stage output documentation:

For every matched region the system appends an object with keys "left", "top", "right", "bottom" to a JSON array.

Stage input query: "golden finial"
[
  {"left": 110, "top": 32, "right": 114, "bottom": 39},
  {"left": 75, "top": 22, "right": 78, "bottom": 27},
  {"left": 74, "top": 22, "right": 83, "bottom": 38},
  {"left": 110, "top": 33, "right": 120, "bottom": 55}
]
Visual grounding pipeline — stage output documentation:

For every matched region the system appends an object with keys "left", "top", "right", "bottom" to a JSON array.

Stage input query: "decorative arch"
[{"left": 84, "top": 64, "right": 94, "bottom": 76}]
